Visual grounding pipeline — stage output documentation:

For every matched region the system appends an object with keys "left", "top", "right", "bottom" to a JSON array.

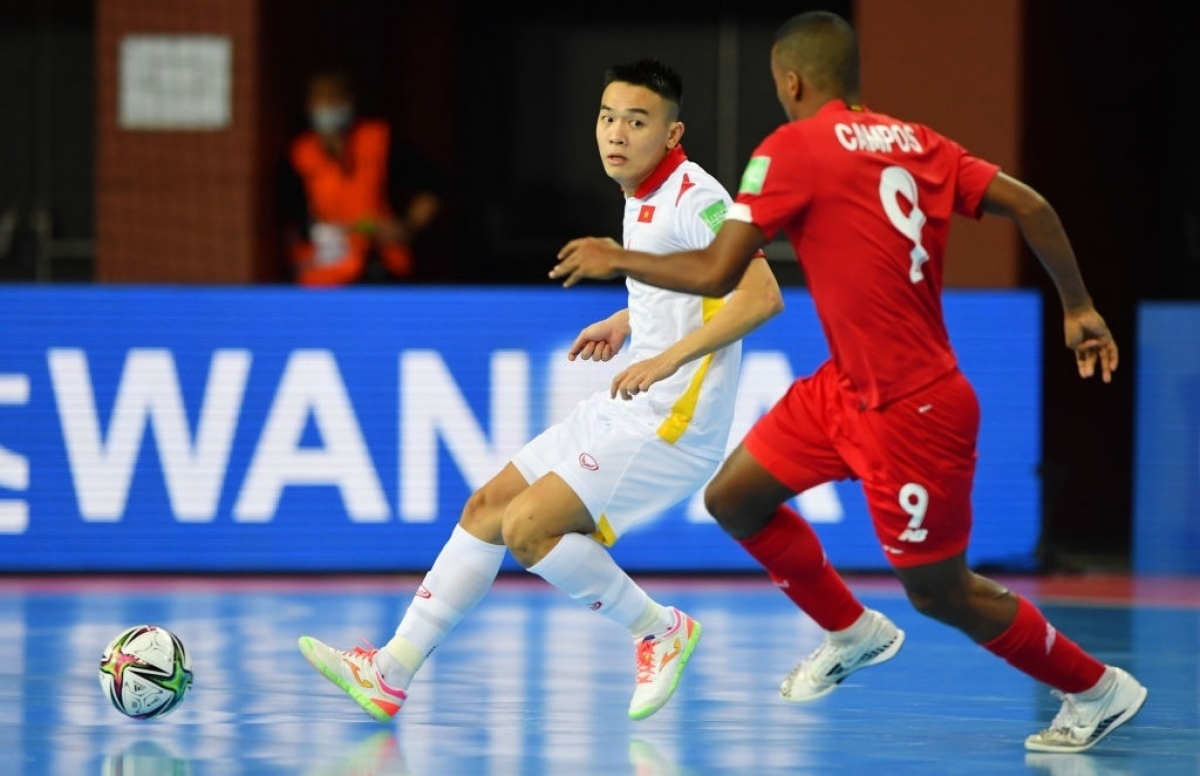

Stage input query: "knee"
[
  {"left": 499, "top": 497, "right": 545, "bottom": 569},
  {"left": 703, "top": 471, "right": 742, "bottom": 524},
  {"left": 460, "top": 485, "right": 505, "bottom": 542},
  {"left": 703, "top": 477, "right": 767, "bottom": 540},
  {"left": 904, "top": 583, "right": 970, "bottom": 626}
]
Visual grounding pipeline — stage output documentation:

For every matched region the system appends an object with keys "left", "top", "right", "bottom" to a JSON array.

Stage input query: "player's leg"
[
  {"left": 706, "top": 443, "right": 866, "bottom": 626},
  {"left": 375, "top": 463, "right": 526, "bottom": 685},
  {"left": 894, "top": 552, "right": 1146, "bottom": 753},
  {"left": 865, "top": 369, "right": 1146, "bottom": 752},
  {"left": 505, "top": 475, "right": 701, "bottom": 721},
  {"left": 705, "top": 365, "right": 904, "bottom": 701},
  {"left": 502, "top": 401, "right": 677, "bottom": 640},
  {"left": 504, "top": 469, "right": 687, "bottom": 645},
  {"left": 503, "top": 425, "right": 710, "bottom": 720},
  {"left": 297, "top": 463, "right": 526, "bottom": 721}
]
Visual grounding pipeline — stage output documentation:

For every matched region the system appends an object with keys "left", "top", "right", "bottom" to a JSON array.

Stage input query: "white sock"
[
  {"left": 528, "top": 532, "right": 672, "bottom": 637},
  {"left": 380, "top": 525, "right": 506, "bottom": 687},
  {"left": 828, "top": 608, "right": 874, "bottom": 646},
  {"left": 1076, "top": 666, "right": 1116, "bottom": 700}
]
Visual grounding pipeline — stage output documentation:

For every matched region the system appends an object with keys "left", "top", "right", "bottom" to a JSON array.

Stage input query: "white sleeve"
[{"left": 674, "top": 181, "right": 734, "bottom": 252}]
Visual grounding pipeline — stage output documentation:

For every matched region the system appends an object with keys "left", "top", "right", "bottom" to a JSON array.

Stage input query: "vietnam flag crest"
[{"left": 637, "top": 205, "right": 656, "bottom": 223}]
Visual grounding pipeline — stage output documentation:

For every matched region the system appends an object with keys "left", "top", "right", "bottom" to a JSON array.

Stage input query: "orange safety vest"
[{"left": 287, "top": 119, "right": 413, "bottom": 286}]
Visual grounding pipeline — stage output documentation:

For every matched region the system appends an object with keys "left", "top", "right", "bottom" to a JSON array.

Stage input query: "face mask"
[{"left": 309, "top": 105, "right": 352, "bottom": 134}]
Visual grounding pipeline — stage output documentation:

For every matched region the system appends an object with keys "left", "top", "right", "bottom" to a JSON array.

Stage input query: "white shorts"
[{"left": 511, "top": 393, "right": 719, "bottom": 546}]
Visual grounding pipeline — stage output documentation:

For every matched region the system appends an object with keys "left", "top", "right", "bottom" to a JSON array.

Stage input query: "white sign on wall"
[{"left": 118, "top": 34, "right": 232, "bottom": 130}]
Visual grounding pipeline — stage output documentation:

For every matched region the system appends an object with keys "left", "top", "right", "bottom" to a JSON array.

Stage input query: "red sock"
[
  {"left": 737, "top": 505, "right": 864, "bottom": 631},
  {"left": 982, "top": 594, "right": 1106, "bottom": 693}
]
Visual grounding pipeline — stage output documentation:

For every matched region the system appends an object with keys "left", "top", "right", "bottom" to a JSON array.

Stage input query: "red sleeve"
[
  {"left": 732, "top": 127, "right": 814, "bottom": 240},
  {"left": 953, "top": 149, "right": 1001, "bottom": 220}
]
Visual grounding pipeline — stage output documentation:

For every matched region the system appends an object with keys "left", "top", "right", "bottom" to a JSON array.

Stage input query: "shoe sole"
[
  {"left": 628, "top": 620, "right": 703, "bottom": 721},
  {"left": 297, "top": 636, "right": 396, "bottom": 723},
  {"left": 1024, "top": 683, "right": 1148, "bottom": 753},
  {"left": 781, "top": 627, "right": 906, "bottom": 703}
]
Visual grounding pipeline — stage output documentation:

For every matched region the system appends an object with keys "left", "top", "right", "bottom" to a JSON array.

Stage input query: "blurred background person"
[{"left": 276, "top": 67, "right": 446, "bottom": 286}]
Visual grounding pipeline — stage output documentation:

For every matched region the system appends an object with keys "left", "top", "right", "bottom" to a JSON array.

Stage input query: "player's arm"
[
  {"left": 981, "top": 172, "right": 1091, "bottom": 310},
  {"left": 610, "top": 256, "right": 783, "bottom": 399},
  {"left": 553, "top": 219, "right": 768, "bottom": 298},
  {"left": 981, "top": 171, "right": 1118, "bottom": 382}
]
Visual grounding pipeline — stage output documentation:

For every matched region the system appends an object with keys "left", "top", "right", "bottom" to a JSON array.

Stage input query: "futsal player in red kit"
[{"left": 553, "top": 10, "right": 1146, "bottom": 754}]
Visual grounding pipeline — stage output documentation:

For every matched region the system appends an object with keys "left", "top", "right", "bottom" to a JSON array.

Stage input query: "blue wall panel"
[
  {"left": 0, "top": 286, "right": 1040, "bottom": 572},
  {"left": 1134, "top": 303, "right": 1200, "bottom": 574}
]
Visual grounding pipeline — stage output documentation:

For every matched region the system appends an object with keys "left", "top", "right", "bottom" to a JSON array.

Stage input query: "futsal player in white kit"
[{"left": 299, "top": 58, "right": 783, "bottom": 722}]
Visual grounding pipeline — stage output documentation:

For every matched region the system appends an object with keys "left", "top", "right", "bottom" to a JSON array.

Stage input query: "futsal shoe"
[
  {"left": 780, "top": 608, "right": 905, "bottom": 702},
  {"left": 298, "top": 636, "right": 407, "bottom": 722},
  {"left": 1024, "top": 666, "right": 1147, "bottom": 753},
  {"left": 628, "top": 607, "right": 702, "bottom": 720}
]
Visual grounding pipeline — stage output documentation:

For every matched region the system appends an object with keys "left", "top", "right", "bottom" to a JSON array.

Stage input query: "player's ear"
[
  {"left": 667, "top": 120, "right": 685, "bottom": 148},
  {"left": 787, "top": 70, "right": 804, "bottom": 102}
]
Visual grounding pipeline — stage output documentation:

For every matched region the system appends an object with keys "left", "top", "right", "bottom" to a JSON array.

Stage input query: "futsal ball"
[{"left": 98, "top": 624, "right": 193, "bottom": 719}]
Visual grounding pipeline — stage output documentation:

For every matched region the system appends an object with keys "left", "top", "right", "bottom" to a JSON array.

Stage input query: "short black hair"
[
  {"left": 603, "top": 58, "right": 684, "bottom": 116},
  {"left": 774, "top": 10, "right": 860, "bottom": 101}
]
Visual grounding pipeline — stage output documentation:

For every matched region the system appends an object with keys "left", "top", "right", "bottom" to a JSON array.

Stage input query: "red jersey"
[{"left": 727, "top": 99, "right": 1000, "bottom": 408}]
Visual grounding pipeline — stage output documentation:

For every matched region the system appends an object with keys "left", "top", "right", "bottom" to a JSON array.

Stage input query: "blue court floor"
[{"left": 1, "top": 573, "right": 1197, "bottom": 775}]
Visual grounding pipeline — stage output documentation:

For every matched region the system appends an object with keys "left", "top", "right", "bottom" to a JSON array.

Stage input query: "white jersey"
[
  {"left": 616, "top": 146, "right": 741, "bottom": 461},
  {"left": 512, "top": 147, "right": 742, "bottom": 542}
]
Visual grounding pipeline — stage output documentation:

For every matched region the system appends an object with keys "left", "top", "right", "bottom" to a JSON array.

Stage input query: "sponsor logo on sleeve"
[
  {"left": 738, "top": 156, "right": 771, "bottom": 195},
  {"left": 699, "top": 201, "right": 728, "bottom": 234}
]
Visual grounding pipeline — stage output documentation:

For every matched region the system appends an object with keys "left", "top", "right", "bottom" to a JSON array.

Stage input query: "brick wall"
[
  {"left": 95, "top": 0, "right": 259, "bottom": 282},
  {"left": 856, "top": 0, "right": 1023, "bottom": 287}
]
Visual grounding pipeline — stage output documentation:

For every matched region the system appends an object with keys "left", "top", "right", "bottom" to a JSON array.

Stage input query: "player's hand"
[
  {"left": 611, "top": 354, "right": 680, "bottom": 400},
  {"left": 568, "top": 316, "right": 629, "bottom": 362},
  {"left": 1064, "top": 306, "right": 1118, "bottom": 383},
  {"left": 552, "top": 237, "right": 623, "bottom": 287}
]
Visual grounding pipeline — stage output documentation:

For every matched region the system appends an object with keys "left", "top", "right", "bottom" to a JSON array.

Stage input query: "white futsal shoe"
[
  {"left": 780, "top": 608, "right": 905, "bottom": 702},
  {"left": 297, "top": 636, "right": 407, "bottom": 722},
  {"left": 628, "top": 607, "right": 702, "bottom": 720},
  {"left": 1024, "top": 666, "right": 1147, "bottom": 753}
]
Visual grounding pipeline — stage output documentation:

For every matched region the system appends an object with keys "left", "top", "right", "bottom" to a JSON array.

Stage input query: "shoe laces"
[
  {"left": 790, "top": 638, "right": 838, "bottom": 684},
  {"left": 1045, "top": 690, "right": 1082, "bottom": 732},
  {"left": 345, "top": 638, "right": 379, "bottom": 660},
  {"left": 634, "top": 637, "right": 657, "bottom": 684}
]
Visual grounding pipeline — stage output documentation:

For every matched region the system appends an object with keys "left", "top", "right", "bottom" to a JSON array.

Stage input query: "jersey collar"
[
  {"left": 631, "top": 145, "right": 688, "bottom": 200},
  {"left": 818, "top": 99, "right": 867, "bottom": 115}
]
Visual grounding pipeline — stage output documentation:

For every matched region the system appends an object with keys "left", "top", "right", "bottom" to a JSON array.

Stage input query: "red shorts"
[{"left": 743, "top": 361, "right": 980, "bottom": 568}]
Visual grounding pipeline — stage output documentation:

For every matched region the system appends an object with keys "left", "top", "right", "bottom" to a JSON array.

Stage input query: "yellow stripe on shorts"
[{"left": 590, "top": 514, "right": 617, "bottom": 547}]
